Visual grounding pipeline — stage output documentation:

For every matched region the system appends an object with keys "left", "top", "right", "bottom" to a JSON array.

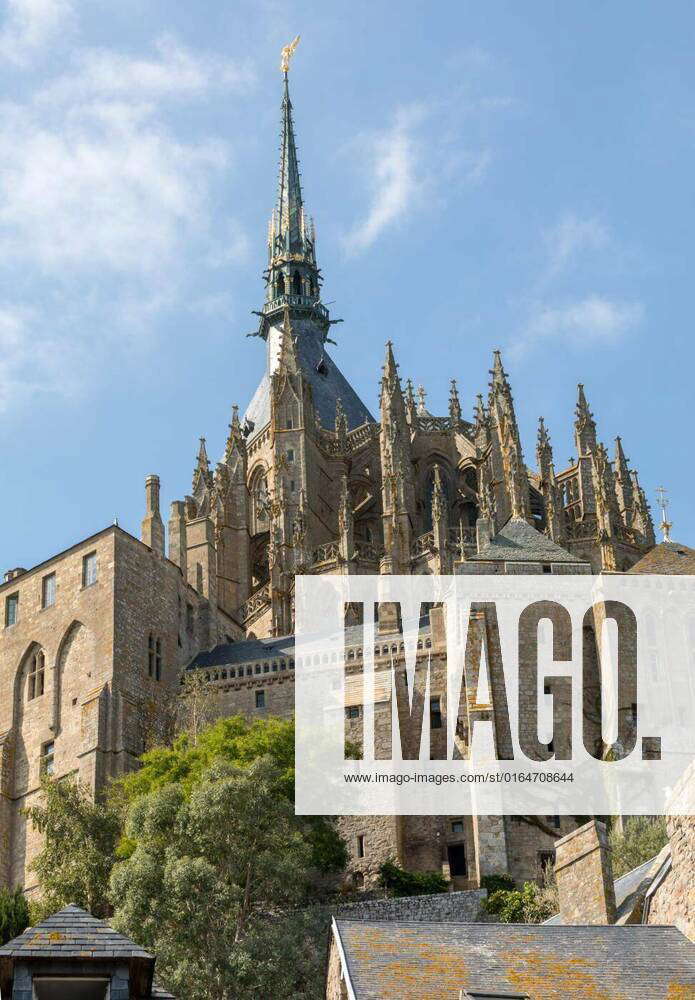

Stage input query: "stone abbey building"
[{"left": 0, "top": 67, "right": 658, "bottom": 895}]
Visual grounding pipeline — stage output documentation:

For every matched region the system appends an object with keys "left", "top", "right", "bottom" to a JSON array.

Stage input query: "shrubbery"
[{"left": 378, "top": 860, "right": 449, "bottom": 897}]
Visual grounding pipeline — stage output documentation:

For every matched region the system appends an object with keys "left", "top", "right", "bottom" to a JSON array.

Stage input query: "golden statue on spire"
[{"left": 280, "top": 35, "right": 300, "bottom": 73}]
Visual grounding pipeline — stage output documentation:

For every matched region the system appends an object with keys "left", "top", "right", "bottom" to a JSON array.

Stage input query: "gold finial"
[{"left": 280, "top": 35, "right": 300, "bottom": 73}]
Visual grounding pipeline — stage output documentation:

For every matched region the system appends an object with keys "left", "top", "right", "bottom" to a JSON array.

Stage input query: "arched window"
[
  {"left": 28, "top": 649, "right": 45, "bottom": 700},
  {"left": 292, "top": 271, "right": 302, "bottom": 295},
  {"left": 276, "top": 272, "right": 285, "bottom": 295}
]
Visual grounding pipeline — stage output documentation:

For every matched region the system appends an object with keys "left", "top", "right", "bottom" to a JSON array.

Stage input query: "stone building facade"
[{"left": 0, "top": 65, "right": 660, "bottom": 894}]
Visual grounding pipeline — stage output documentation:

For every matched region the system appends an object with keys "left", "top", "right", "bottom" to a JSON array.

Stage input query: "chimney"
[
  {"left": 141, "top": 475, "right": 165, "bottom": 557},
  {"left": 555, "top": 820, "right": 617, "bottom": 924},
  {"left": 168, "top": 501, "right": 188, "bottom": 579},
  {"left": 3, "top": 568, "right": 27, "bottom": 583}
]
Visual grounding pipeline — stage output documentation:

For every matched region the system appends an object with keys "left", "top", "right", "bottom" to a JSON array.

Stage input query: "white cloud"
[
  {"left": 514, "top": 295, "right": 644, "bottom": 357},
  {"left": 544, "top": 213, "right": 611, "bottom": 276},
  {"left": 38, "top": 34, "right": 255, "bottom": 105},
  {"left": 0, "top": 34, "right": 253, "bottom": 416},
  {"left": 0, "top": 99, "right": 228, "bottom": 275},
  {"left": 0, "top": 0, "right": 73, "bottom": 66},
  {"left": 343, "top": 106, "right": 423, "bottom": 255}
]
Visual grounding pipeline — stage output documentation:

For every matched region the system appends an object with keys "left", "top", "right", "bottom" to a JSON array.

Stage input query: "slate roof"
[
  {"left": 187, "top": 622, "right": 414, "bottom": 671},
  {"left": 333, "top": 919, "right": 695, "bottom": 999},
  {"left": 0, "top": 904, "right": 152, "bottom": 960},
  {"left": 629, "top": 540, "right": 695, "bottom": 575},
  {"left": 467, "top": 517, "right": 587, "bottom": 565},
  {"left": 244, "top": 317, "right": 374, "bottom": 435}
]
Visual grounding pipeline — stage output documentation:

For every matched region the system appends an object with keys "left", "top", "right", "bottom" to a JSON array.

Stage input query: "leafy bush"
[
  {"left": 378, "top": 860, "right": 448, "bottom": 897},
  {"left": 609, "top": 816, "right": 668, "bottom": 878},
  {"left": 484, "top": 866, "right": 558, "bottom": 924}
]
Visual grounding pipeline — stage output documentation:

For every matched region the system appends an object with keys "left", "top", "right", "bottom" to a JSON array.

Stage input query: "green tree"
[
  {"left": 24, "top": 777, "right": 120, "bottom": 920},
  {"left": 609, "top": 816, "right": 668, "bottom": 878},
  {"left": 110, "top": 758, "right": 325, "bottom": 1000},
  {"left": 0, "top": 888, "right": 30, "bottom": 945},
  {"left": 112, "top": 715, "right": 346, "bottom": 874}
]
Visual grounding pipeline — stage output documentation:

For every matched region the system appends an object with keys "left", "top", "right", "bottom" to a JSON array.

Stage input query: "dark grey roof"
[
  {"left": 188, "top": 634, "right": 295, "bottom": 669},
  {"left": 334, "top": 919, "right": 695, "bottom": 999},
  {"left": 470, "top": 517, "right": 587, "bottom": 564},
  {"left": 544, "top": 854, "right": 661, "bottom": 925},
  {"left": 0, "top": 904, "right": 153, "bottom": 960},
  {"left": 244, "top": 317, "right": 374, "bottom": 435},
  {"left": 188, "top": 622, "right": 415, "bottom": 671}
]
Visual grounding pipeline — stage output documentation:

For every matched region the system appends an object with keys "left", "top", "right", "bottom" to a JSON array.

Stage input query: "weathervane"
[
  {"left": 655, "top": 485, "right": 673, "bottom": 543},
  {"left": 280, "top": 35, "right": 300, "bottom": 74}
]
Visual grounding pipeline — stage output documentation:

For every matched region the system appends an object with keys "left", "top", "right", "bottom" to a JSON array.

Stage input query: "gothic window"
[
  {"left": 276, "top": 272, "right": 285, "bottom": 295},
  {"left": 292, "top": 270, "right": 302, "bottom": 295},
  {"left": 28, "top": 650, "right": 45, "bottom": 700},
  {"left": 250, "top": 469, "right": 270, "bottom": 535}
]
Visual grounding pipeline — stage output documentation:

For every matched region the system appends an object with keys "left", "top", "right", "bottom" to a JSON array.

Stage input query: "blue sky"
[{"left": 1, "top": 0, "right": 693, "bottom": 570}]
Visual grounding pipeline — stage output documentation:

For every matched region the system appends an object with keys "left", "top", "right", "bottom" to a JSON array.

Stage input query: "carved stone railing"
[
  {"left": 238, "top": 584, "right": 270, "bottom": 624},
  {"left": 416, "top": 416, "right": 452, "bottom": 434},
  {"left": 312, "top": 540, "right": 340, "bottom": 565},
  {"left": 346, "top": 423, "right": 378, "bottom": 450},
  {"left": 262, "top": 293, "right": 329, "bottom": 321},
  {"left": 411, "top": 531, "right": 435, "bottom": 558},
  {"left": 355, "top": 542, "right": 382, "bottom": 564}
]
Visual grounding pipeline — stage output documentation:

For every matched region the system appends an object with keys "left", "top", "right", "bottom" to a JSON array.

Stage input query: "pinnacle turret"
[
  {"left": 575, "top": 383, "right": 597, "bottom": 454},
  {"left": 192, "top": 437, "right": 213, "bottom": 496},
  {"left": 449, "top": 379, "right": 462, "bottom": 428}
]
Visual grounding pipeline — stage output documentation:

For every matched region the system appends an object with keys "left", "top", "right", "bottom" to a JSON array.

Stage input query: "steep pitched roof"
[
  {"left": 544, "top": 852, "right": 666, "bottom": 925},
  {"left": 333, "top": 919, "right": 695, "bottom": 999},
  {"left": 470, "top": 517, "right": 586, "bottom": 565},
  {"left": 244, "top": 319, "right": 374, "bottom": 434},
  {"left": 629, "top": 540, "right": 695, "bottom": 575},
  {"left": 0, "top": 904, "right": 152, "bottom": 960}
]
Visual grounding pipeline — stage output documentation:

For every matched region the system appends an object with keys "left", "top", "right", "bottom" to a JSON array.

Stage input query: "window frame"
[
  {"left": 28, "top": 649, "right": 45, "bottom": 701},
  {"left": 41, "top": 572, "right": 56, "bottom": 609},
  {"left": 82, "top": 552, "right": 98, "bottom": 588},
  {"left": 5, "top": 592, "right": 18, "bottom": 627},
  {"left": 255, "top": 689, "right": 266, "bottom": 710}
]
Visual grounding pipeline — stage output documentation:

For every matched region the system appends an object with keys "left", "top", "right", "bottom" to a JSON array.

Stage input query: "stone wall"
[
  {"left": 647, "top": 815, "right": 695, "bottom": 942},
  {"left": 335, "top": 887, "right": 488, "bottom": 922},
  {"left": 0, "top": 526, "right": 213, "bottom": 891}
]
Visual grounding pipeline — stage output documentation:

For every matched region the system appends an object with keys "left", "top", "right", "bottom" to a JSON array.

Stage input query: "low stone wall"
[{"left": 335, "top": 888, "right": 488, "bottom": 922}]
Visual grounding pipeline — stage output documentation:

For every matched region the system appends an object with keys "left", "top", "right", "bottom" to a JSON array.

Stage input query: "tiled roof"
[
  {"left": 0, "top": 904, "right": 152, "bottom": 960},
  {"left": 629, "top": 540, "right": 695, "bottom": 575},
  {"left": 469, "top": 517, "right": 587, "bottom": 565},
  {"left": 333, "top": 919, "right": 695, "bottom": 999}
]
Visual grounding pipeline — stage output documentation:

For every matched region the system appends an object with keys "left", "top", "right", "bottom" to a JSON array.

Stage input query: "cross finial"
[{"left": 655, "top": 485, "right": 673, "bottom": 542}]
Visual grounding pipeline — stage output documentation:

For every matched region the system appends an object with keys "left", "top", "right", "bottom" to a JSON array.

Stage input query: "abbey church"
[{"left": 0, "top": 65, "right": 659, "bottom": 895}]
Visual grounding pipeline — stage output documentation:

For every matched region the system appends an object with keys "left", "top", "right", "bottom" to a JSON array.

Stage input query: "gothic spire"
[
  {"left": 575, "top": 383, "right": 597, "bottom": 455},
  {"left": 224, "top": 404, "right": 246, "bottom": 464},
  {"left": 449, "top": 379, "right": 462, "bottom": 428},
  {"left": 536, "top": 417, "right": 564, "bottom": 543},
  {"left": 613, "top": 436, "right": 635, "bottom": 521},
  {"left": 273, "top": 72, "right": 305, "bottom": 256},
  {"left": 192, "top": 437, "right": 213, "bottom": 496}
]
